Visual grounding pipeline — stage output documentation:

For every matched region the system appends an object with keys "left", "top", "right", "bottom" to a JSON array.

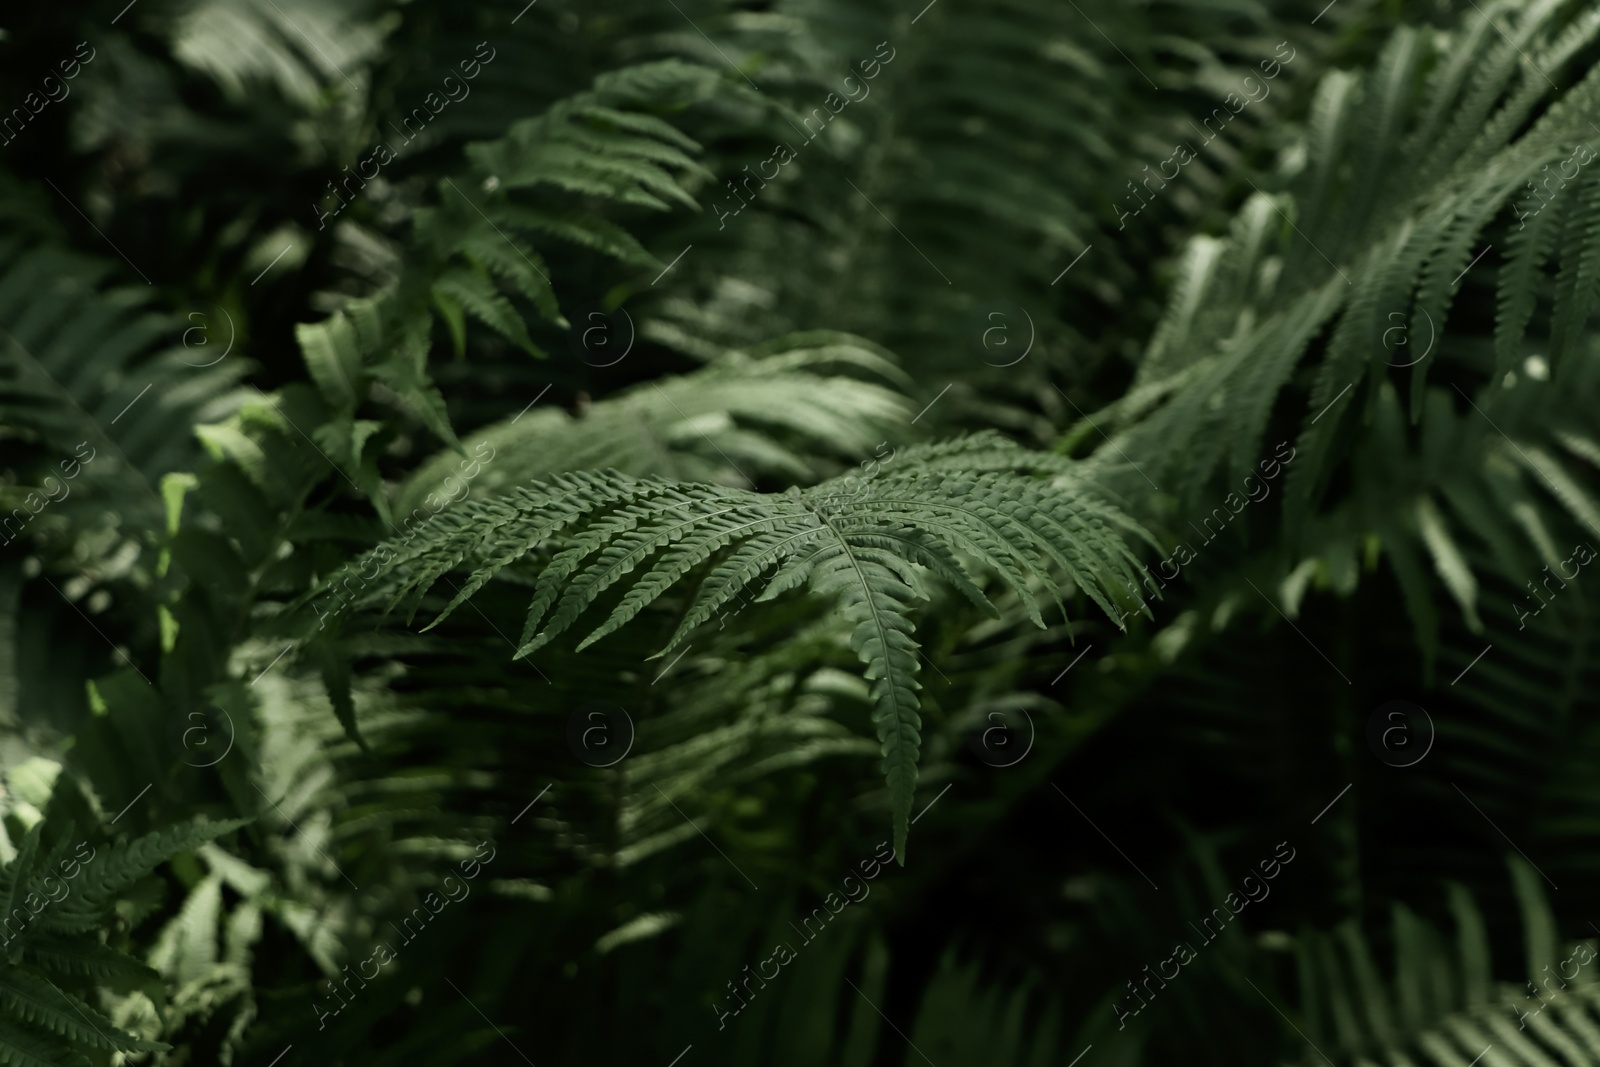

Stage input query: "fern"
[
  {"left": 281, "top": 56, "right": 726, "bottom": 514},
  {"left": 640, "top": 0, "right": 1298, "bottom": 433},
  {"left": 1285, "top": 859, "right": 1600, "bottom": 1067},
  {"left": 0, "top": 239, "right": 249, "bottom": 498},
  {"left": 0, "top": 180, "right": 252, "bottom": 569},
  {"left": 0, "top": 1019, "right": 81, "bottom": 1067},
  {"left": 12, "top": 1, "right": 1600, "bottom": 1063},
  {"left": 34, "top": 821, "right": 251, "bottom": 938},
  {"left": 171, "top": 0, "right": 386, "bottom": 107},
  {"left": 1053, "top": 3, "right": 1600, "bottom": 671},
  {"left": 333, "top": 453, "right": 1145, "bottom": 853},
  {"left": 392, "top": 332, "right": 914, "bottom": 513},
  {"left": 0, "top": 769, "right": 245, "bottom": 1067},
  {"left": 1092, "top": 2, "right": 1600, "bottom": 486},
  {"left": 19, "top": 939, "right": 158, "bottom": 984},
  {"left": 0, "top": 972, "right": 162, "bottom": 1053}
]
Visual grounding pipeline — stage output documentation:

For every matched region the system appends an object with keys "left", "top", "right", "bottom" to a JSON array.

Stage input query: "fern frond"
[
  {"left": 19, "top": 939, "right": 158, "bottom": 984},
  {"left": 171, "top": 0, "right": 383, "bottom": 106},
  {"left": 1288, "top": 859, "right": 1600, "bottom": 1067},
  {"left": 0, "top": 971, "right": 165, "bottom": 1053},
  {"left": 0, "top": 227, "right": 249, "bottom": 536},
  {"left": 462, "top": 59, "right": 715, "bottom": 212},
  {"left": 285, "top": 57, "right": 720, "bottom": 461},
  {"left": 806, "top": 534, "right": 924, "bottom": 850},
  {"left": 1, "top": 826, "right": 41, "bottom": 945},
  {"left": 1098, "top": 5, "right": 1600, "bottom": 491},
  {"left": 336, "top": 458, "right": 1143, "bottom": 853},
  {"left": 1063, "top": 3, "right": 1600, "bottom": 659},
  {"left": 0, "top": 1018, "right": 85, "bottom": 1067},
  {"left": 36, "top": 820, "right": 247, "bottom": 937},
  {"left": 1497, "top": 157, "right": 1575, "bottom": 382},
  {"left": 431, "top": 265, "right": 539, "bottom": 357},
  {"left": 393, "top": 335, "right": 913, "bottom": 515}
]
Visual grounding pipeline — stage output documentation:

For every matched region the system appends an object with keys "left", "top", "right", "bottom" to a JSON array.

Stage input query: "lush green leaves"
[
  {"left": 5, "top": 0, "right": 1600, "bottom": 1064},
  {"left": 338, "top": 452, "right": 1143, "bottom": 853}
]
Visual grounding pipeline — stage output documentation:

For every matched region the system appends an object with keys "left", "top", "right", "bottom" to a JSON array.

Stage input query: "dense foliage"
[{"left": 4, "top": 0, "right": 1600, "bottom": 1064}]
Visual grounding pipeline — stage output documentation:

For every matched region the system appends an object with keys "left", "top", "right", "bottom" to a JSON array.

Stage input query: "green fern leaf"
[
  {"left": 806, "top": 536, "right": 924, "bottom": 857},
  {"left": 19, "top": 938, "right": 158, "bottom": 983},
  {"left": 1496, "top": 158, "right": 1572, "bottom": 382},
  {"left": 295, "top": 313, "right": 364, "bottom": 411},
  {"left": 0, "top": 970, "right": 166, "bottom": 1052},
  {"left": 1415, "top": 495, "right": 1482, "bottom": 630},
  {"left": 336, "top": 457, "right": 1142, "bottom": 851},
  {"left": 460, "top": 235, "right": 559, "bottom": 323},
  {"left": 1, "top": 826, "right": 41, "bottom": 958},
  {"left": 432, "top": 266, "right": 539, "bottom": 356},
  {"left": 0, "top": 1018, "right": 86, "bottom": 1067},
  {"left": 38, "top": 820, "right": 248, "bottom": 936}
]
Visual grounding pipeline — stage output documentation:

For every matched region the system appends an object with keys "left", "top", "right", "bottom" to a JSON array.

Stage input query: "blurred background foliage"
[{"left": 4, "top": 0, "right": 1600, "bottom": 1064}]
